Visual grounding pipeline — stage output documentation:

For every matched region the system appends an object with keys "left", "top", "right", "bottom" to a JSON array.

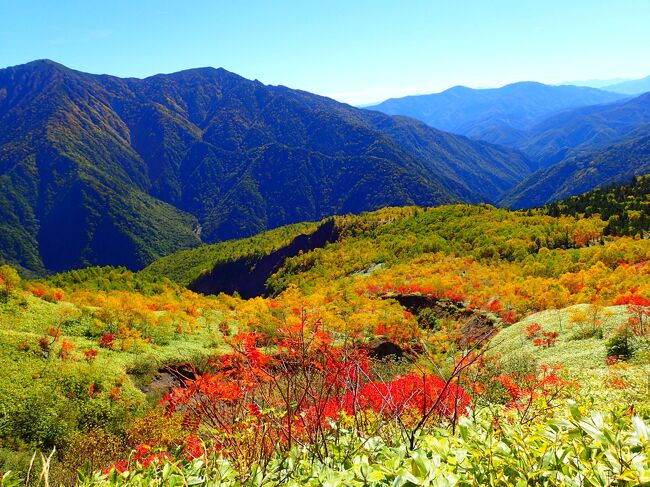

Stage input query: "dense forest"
[{"left": 540, "top": 174, "right": 649, "bottom": 237}]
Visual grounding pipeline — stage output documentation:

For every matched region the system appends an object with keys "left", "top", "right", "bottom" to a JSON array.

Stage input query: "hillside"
[
  {"left": 514, "top": 92, "right": 650, "bottom": 167},
  {"left": 367, "top": 82, "right": 625, "bottom": 146},
  {"left": 538, "top": 174, "right": 650, "bottom": 236},
  {"left": 142, "top": 220, "right": 322, "bottom": 289},
  {"left": 501, "top": 135, "right": 650, "bottom": 208},
  {"left": 149, "top": 204, "right": 613, "bottom": 299},
  {"left": 150, "top": 202, "right": 615, "bottom": 299},
  {"left": 0, "top": 60, "right": 533, "bottom": 276},
  {"left": 1, "top": 204, "right": 649, "bottom": 484}
]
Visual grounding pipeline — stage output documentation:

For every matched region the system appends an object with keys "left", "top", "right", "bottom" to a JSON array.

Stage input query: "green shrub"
[
  {"left": 502, "top": 350, "right": 538, "bottom": 378},
  {"left": 0, "top": 265, "right": 20, "bottom": 303},
  {"left": 60, "top": 310, "right": 93, "bottom": 336},
  {"left": 66, "top": 403, "right": 650, "bottom": 486},
  {"left": 606, "top": 327, "right": 636, "bottom": 360},
  {"left": 416, "top": 308, "right": 439, "bottom": 329},
  {"left": 570, "top": 325, "right": 604, "bottom": 341},
  {"left": 127, "top": 355, "right": 161, "bottom": 389}
]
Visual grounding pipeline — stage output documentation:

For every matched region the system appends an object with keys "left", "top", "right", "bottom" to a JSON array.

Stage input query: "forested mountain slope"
[
  {"left": 0, "top": 60, "right": 532, "bottom": 275},
  {"left": 501, "top": 134, "right": 650, "bottom": 208}
]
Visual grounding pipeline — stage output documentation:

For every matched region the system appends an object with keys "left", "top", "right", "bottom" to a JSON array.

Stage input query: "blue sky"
[{"left": 2, "top": 0, "right": 649, "bottom": 104}]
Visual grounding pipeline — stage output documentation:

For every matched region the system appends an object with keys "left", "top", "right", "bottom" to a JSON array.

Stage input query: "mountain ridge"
[
  {"left": 500, "top": 133, "right": 650, "bottom": 208},
  {"left": 604, "top": 75, "right": 650, "bottom": 95},
  {"left": 366, "top": 81, "right": 627, "bottom": 146},
  {"left": 513, "top": 92, "right": 650, "bottom": 167},
  {"left": 0, "top": 60, "right": 531, "bottom": 275}
]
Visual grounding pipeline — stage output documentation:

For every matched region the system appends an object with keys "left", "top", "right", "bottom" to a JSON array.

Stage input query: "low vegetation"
[{"left": 0, "top": 196, "right": 649, "bottom": 485}]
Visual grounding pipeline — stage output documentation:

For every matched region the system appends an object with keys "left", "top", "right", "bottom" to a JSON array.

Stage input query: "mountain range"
[
  {"left": 496, "top": 91, "right": 650, "bottom": 207},
  {"left": 2, "top": 60, "right": 650, "bottom": 275},
  {"left": 564, "top": 75, "right": 650, "bottom": 94},
  {"left": 369, "top": 81, "right": 650, "bottom": 209},
  {"left": 366, "top": 82, "right": 627, "bottom": 144},
  {"left": 501, "top": 133, "right": 650, "bottom": 208},
  {"left": 0, "top": 60, "right": 532, "bottom": 275},
  {"left": 604, "top": 76, "right": 650, "bottom": 95},
  {"left": 509, "top": 91, "right": 650, "bottom": 164}
]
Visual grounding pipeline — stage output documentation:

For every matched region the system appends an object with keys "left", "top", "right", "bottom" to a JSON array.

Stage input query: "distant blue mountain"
[
  {"left": 604, "top": 76, "right": 650, "bottom": 95},
  {"left": 500, "top": 131, "right": 650, "bottom": 209},
  {"left": 500, "top": 92, "right": 650, "bottom": 208},
  {"left": 514, "top": 92, "right": 650, "bottom": 167},
  {"left": 366, "top": 82, "right": 626, "bottom": 145},
  {"left": 561, "top": 78, "right": 629, "bottom": 89}
]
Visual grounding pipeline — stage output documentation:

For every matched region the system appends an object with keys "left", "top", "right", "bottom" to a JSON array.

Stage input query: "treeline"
[
  {"left": 143, "top": 221, "right": 320, "bottom": 286},
  {"left": 539, "top": 174, "right": 650, "bottom": 237},
  {"left": 46, "top": 266, "right": 174, "bottom": 295}
]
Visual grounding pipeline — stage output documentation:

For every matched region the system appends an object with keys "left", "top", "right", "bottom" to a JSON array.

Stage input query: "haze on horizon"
[{"left": 2, "top": 0, "right": 650, "bottom": 105}]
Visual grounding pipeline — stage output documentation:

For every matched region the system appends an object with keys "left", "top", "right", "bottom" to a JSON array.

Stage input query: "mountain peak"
[
  {"left": 12, "top": 59, "right": 73, "bottom": 74},
  {"left": 143, "top": 65, "right": 249, "bottom": 86},
  {"left": 0, "top": 60, "right": 531, "bottom": 274},
  {"left": 368, "top": 81, "right": 627, "bottom": 139},
  {"left": 23, "top": 58, "right": 63, "bottom": 67}
]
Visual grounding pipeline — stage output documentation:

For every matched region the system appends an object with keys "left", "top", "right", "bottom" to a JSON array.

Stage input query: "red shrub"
[
  {"left": 59, "top": 339, "right": 75, "bottom": 360},
  {"left": 133, "top": 443, "right": 171, "bottom": 468},
  {"left": 31, "top": 287, "right": 46, "bottom": 298},
  {"left": 186, "top": 305, "right": 201, "bottom": 318},
  {"left": 615, "top": 293, "right": 650, "bottom": 337},
  {"left": 39, "top": 336, "right": 51, "bottom": 353},
  {"left": 501, "top": 310, "right": 518, "bottom": 324},
  {"left": 103, "top": 460, "right": 128, "bottom": 475},
  {"left": 98, "top": 333, "right": 115, "bottom": 349},
  {"left": 537, "top": 331, "right": 559, "bottom": 348},
  {"left": 109, "top": 387, "right": 122, "bottom": 401},
  {"left": 614, "top": 294, "right": 650, "bottom": 307},
  {"left": 84, "top": 349, "right": 99, "bottom": 362},
  {"left": 496, "top": 365, "right": 573, "bottom": 414},
  {"left": 306, "top": 373, "right": 470, "bottom": 427},
  {"left": 525, "top": 323, "right": 542, "bottom": 339},
  {"left": 488, "top": 299, "right": 503, "bottom": 313},
  {"left": 183, "top": 435, "right": 204, "bottom": 460},
  {"left": 165, "top": 315, "right": 476, "bottom": 468}
]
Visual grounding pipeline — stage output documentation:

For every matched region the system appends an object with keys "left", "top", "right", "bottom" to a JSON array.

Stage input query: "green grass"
[
  {"left": 0, "top": 293, "right": 229, "bottom": 454},
  {"left": 0, "top": 295, "right": 228, "bottom": 364},
  {"left": 492, "top": 304, "right": 626, "bottom": 370},
  {"left": 492, "top": 304, "right": 650, "bottom": 415}
]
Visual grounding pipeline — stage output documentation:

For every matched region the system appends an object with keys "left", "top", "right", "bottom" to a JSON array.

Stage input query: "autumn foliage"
[{"left": 164, "top": 313, "right": 472, "bottom": 472}]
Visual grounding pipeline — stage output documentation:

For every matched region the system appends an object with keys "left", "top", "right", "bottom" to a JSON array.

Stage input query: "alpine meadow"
[{"left": 0, "top": 1, "right": 649, "bottom": 486}]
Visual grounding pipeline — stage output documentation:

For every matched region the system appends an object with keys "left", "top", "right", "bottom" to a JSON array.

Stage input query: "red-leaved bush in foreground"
[
  {"left": 164, "top": 311, "right": 475, "bottom": 472},
  {"left": 615, "top": 293, "right": 650, "bottom": 338},
  {"left": 495, "top": 364, "right": 574, "bottom": 423},
  {"left": 306, "top": 373, "right": 469, "bottom": 427}
]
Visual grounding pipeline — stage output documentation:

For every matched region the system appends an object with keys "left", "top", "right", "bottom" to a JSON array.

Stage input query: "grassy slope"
[
  {"left": 0, "top": 294, "right": 227, "bottom": 407},
  {"left": 492, "top": 304, "right": 650, "bottom": 413}
]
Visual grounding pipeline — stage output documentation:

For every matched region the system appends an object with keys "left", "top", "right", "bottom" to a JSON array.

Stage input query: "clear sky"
[{"left": 2, "top": 0, "right": 650, "bottom": 105}]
